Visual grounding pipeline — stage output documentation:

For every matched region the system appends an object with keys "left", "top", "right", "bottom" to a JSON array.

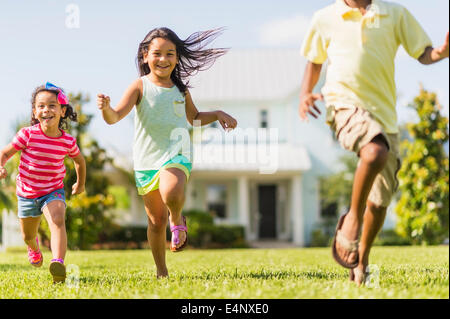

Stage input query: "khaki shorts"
[{"left": 327, "top": 106, "right": 401, "bottom": 207}]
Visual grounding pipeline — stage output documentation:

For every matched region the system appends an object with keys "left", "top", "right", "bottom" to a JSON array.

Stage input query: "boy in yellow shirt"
[{"left": 299, "top": 0, "right": 448, "bottom": 285}]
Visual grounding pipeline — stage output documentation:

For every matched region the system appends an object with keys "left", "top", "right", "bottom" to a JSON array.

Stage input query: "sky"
[{"left": 0, "top": 0, "right": 448, "bottom": 155}]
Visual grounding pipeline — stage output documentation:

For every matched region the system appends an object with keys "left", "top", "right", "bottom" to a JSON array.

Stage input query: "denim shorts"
[{"left": 17, "top": 188, "right": 66, "bottom": 218}]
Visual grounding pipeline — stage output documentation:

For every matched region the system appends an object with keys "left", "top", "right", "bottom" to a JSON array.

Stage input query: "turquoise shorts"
[
  {"left": 134, "top": 155, "right": 192, "bottom": 196},
  {"left": 17, "top": 188, "right": 66, "bottom": 218}
]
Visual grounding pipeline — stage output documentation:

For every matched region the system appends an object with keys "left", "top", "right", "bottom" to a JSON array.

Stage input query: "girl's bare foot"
[{"left": 157, "top": 268, "right": 168, "bottom": 279}]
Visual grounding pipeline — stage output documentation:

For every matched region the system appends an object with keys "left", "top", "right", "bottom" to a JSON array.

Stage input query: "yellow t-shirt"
[{"left": 300, "top": 0, "right": 432, "bottom": 133}]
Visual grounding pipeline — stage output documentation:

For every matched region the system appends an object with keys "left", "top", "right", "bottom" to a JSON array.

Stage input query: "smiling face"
[
  {"left": 33, "top": 91, "right": 66, "bottom": 131},
  {"left": 144, "top": 37, "right": 178, "bottom": 80}
]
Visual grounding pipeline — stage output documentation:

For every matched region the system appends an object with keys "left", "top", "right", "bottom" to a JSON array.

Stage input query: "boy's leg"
[
  {"left": 42, "top": 201, "right": 67, "bottom": 261},
  {"left": 20, "top": 217, "right": 42, "bottom": 251},
  {"left": 353, "top": 133, "right": 400, "bottom": 284},
  {"left": 354, "top": 201, "right": 387, "bottom": 285},
  {"left": 336, "top": 135, "right": 389, "bottom": 265},
  {"left": 142, "top": 190, "right": 169, "bottom": 278},
  {"left": 159, "top": 168, "right": 187, "bottom": 250}
]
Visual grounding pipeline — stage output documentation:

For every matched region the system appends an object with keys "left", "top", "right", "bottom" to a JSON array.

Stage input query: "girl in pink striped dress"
[{"left": 0, "top": 82, "right": 86, "bottom": 283}]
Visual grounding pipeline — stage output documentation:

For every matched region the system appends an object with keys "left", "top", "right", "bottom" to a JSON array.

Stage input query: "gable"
[{"left": 189, "top": 48, "right": 307, "bottom": 102}]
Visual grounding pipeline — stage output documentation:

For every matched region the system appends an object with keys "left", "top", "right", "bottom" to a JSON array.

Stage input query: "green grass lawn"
[{"left": 0, "top": 246, "right": 448, "bottom": 299}]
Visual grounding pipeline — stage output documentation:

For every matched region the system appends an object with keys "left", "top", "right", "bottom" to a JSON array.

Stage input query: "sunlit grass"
[{"left": 0, "top": 246, "right": 448, "bottom": 299}]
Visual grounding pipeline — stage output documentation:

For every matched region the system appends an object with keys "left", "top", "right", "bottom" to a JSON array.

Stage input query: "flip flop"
[
  {"left": 170, "top": 216, "right": 188, "bottom": 252},
  {"left": 332, "top": 213, "right": 359, "bottom": 269}
]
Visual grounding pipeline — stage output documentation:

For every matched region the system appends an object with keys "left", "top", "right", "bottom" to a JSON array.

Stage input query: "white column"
[
  {"left": 238, "top": 176, "right": 250, "bottom": 240},
  {"left": 292, "top": 174, "right": 304, "bottom": 246},
  {"left": 2, "top": 210, "right": 25, "bottom": 251},
  {"left": 184, "top": 181, "right": 193, "bottom": 210}
]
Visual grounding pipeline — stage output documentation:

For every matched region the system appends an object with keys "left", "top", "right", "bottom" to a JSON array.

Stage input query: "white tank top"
[{"left": 133, "top": 76, "right": 190, "bottom": 170}]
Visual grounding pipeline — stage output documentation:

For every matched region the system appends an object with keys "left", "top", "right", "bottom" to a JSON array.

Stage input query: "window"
[
  {"left": 207, "top": 184, "right": 227, "bottom": 219},
  {"left": 260, "top": 110, "right": 268, "bottom": 128},
  {"left": 321, "top": 202, "right": 338, "bottom": 218}
]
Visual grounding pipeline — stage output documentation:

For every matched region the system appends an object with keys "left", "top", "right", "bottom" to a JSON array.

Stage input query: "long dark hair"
[
  {"left": 31, "top": 85, "right": 77, "bottom": 130},
  {"left": 136, "top": 27, "right": 228, "bottom": 94}
]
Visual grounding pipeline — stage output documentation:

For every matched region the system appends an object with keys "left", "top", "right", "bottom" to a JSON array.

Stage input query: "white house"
[{"left": 185, "top": 49, "right": 346, "bottom": 246}]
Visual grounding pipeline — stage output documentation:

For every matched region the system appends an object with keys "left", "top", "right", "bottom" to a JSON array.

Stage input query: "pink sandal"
[{"left": 170, "top": 216, "right": 188, "bottom": 252}]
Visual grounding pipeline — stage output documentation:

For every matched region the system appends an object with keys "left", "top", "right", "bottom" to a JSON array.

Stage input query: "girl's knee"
[
  {"left": 49, "top": 215, "right": 65, "bottom": 227},
  {"left": 23, "top": 233, "right": 36, "bottom": 242},
  {"left": 159, "top": 169, "right": 186, "bottom": 206},
  {"left": 46, "top": 211, "right": 65, "bottom": 227},
  {"left": 44, "top": 201, "right": 66, "bottom": 227},
  {"left": 161, "top": 188, "right": 185, "bottom": 207},
  {"left": 20, "top": 217, "right": 41, "bottom": 241},
  {"left": 147, "top": 215, "right": 167, "bottom": 233}
]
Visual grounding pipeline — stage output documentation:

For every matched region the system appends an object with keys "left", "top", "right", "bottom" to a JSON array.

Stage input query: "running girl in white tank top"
[{"left": 97, "top": 27, "right": 237, "bottom": 278}]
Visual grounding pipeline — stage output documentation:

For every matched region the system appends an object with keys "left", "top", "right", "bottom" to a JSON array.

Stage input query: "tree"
[
  {"left": 1, "top": 120, "right": 31, "bottom": 213},
  {"left": 395, "top": 87, "right": 449, "bottom": 245},
  {"left": 0, "top": 159, "right": 16, "bottom": 239},
  {"left": 39, "top": 92, "right": 117, "bottom": 250},
  {"left": 320, "top": 154, "right": 358, "bottom": 216},
  {"left": 1, "top": 120, "right": 27, "bottom": 233},
  {"left": 0, "top": 163, "right": 16, "bottom": 212}
]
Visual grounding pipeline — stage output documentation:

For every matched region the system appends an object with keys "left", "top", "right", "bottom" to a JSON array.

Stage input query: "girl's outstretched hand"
[
  {"left": 217, "top": 111, "right": 238, "bottom": 131},
  {"left": 97, "top": 94, "right": 111, "bottom": 110},
  {"left": 0, "top": 166, "right": 7, "bottom": 180},
  {"left": 72, "top": 182, "right": 85, "bottom": 195}
]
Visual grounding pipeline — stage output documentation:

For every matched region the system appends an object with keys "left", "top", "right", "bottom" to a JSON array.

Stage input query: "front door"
[{"left": 258, "top": 185, "right": 277, "bottom": 239}]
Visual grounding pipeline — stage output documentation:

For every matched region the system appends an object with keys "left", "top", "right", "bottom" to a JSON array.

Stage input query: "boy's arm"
[
  {"left": 71, "top": 153, "right": 86, "bottom": 195},
  {"left": 97, "top": 79, "right": 141, "bottom": 125},
  {"left": 185, "top": 90, "right": 237, "bottom": 129},
  {"left": 0, "top": 144, "right": 18, "bottom": 179},
  {"left": 299, "top": 62, "right": 324, "bottom": 120},
  {"left": 418, "top": 32, "right": 449, "bottom": 65}
]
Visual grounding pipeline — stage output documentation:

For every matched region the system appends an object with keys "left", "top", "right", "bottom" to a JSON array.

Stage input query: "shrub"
[
  {"left": 310, "top": 229, "right": 332, "bottom": 247},
  {"left": 183, "top": 210, "right": 247, "bottom": 248},
  {"left": 101, "top": 225, "right": 148, "bottom": 243},
  {"left": 396, "top": 88, "right": 449, "bottom": 245},
  {"left": 89, "top": 210, "right": 248, "bottom": 250},
  {"left": 210, "top": 225, "right": 247, "bottom": 248},
  {"left": 374, "top": 229, "right": 412, "bottom": 246}
]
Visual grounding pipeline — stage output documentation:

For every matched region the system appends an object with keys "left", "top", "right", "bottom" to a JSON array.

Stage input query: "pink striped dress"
[{"left": 12, "top": 124, "right": 80, "bottom": 199}]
